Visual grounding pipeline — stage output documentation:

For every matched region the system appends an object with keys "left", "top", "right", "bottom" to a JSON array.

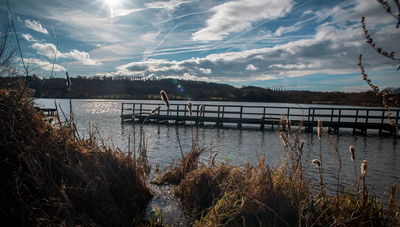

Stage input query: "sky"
[{"left": 1, "top": 0, "right": 399, "bottom": 91}]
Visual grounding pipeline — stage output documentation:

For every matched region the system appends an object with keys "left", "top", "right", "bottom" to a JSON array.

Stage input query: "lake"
[{"left": 35, "top": 98, "right": 399, "bottom": 225}]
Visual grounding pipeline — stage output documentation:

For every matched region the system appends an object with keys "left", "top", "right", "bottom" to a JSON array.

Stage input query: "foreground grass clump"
[
  {"left": 0, "top": 87, "right": 153, "bottom": 226},
  {"left": 175, "top": 156, "right": 304, "bottom": 226},
  {"left": 158, "top": 121, "right": 400, "bottom": 226}
]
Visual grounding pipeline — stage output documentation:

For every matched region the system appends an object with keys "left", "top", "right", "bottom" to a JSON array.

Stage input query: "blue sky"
[{"left": 1, "top": 0, "right": 399, "bottom": 91}]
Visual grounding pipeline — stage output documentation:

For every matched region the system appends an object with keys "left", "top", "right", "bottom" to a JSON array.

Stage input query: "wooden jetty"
[
  {"left": 36, "top": 107, "right": 57, "bottom": 116},
  {"left": 121, "top": 102, "right": 399, "bottom": 136}
]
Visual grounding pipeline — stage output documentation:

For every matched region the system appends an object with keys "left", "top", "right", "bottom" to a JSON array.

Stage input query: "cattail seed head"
[
  {"left": 317, "top": 120, "right": 323, "bottom": 139},
  {"left": 151, "top": 105, "right": 161, "bottom": 114},
  {"left": 312, "top": 159, "right": 321, "bottom": 168},
  {"left": 361, "top": 160, "right": 367, "bottom": 176},
  {"left": 160, "top": 90, "right": 170, "bottom": 108},
  {"left": 66, "top": 72, "right": 71, "bottom": 91},
  {"left": 280, "top": 132, "right": 288, "bottom": 147},
  {"left": 187, "top": 102, "right": 193, "bottom": 116},
  {"left": 286, "top": 119, "right": 291, "bottom": 133},
  {"left": 349, "top": 146, "right": 355, "bottom": 161},
  {"left": 199, "top": 105, "right": 204, "bottom": 115},
  {"left": 299, "top": 140, "right": 304, "bottom": 154}
]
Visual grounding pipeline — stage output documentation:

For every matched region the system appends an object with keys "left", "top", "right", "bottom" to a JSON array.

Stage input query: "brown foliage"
[{"left": 0, "top": 87, "right": 153, "bottom": 226}]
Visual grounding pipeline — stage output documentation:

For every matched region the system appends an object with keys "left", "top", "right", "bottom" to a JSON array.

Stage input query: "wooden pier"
[
  {"left": 36, "top": 107, "right": 58, "bottom": 116},
  {"left": 121, "top": 103, "right": 399, "bottom": 136}
]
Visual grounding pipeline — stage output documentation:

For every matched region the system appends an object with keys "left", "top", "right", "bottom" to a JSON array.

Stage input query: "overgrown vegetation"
[
  {"left": 153, "top": 117, "right": 400, "bottom": 226},
  {"left": 0, "top": 84, "right": 153, "bottom": 226}
]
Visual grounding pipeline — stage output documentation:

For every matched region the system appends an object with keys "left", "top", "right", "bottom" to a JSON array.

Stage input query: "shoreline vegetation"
[
  {"left": 1, "top": 75, "right": 400, "bottom": 107},
  {"left": 0, "top": 85, "right": 153, "bottom": 226},
  {"left": 2, "top": 84, "right": 399, "bottom": 226}
]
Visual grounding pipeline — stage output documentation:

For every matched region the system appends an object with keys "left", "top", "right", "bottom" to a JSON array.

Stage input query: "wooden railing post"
[
  {"left": 287, "top": 108, "right": 290, "bottom": 120},
  {"left": 217, "top": 106, "right": 221, "bottom": 126},
  {"left": 176, "top": 104, "right": 180, "bottom": 123},
  {"left": 312, "top": 108, "right": 315, "bottom": 123},
  {"left": 355, "top": 109, "right": 359, "bottom": 123},
  {"left": 196, "top": 105, "right": 199, "bottom": 126},
  {"left": 157, "top": 106, "right": 160, "bottom": 123},
  {"left": 261, "top": 107, "right": 266, "bottom": 130},
  {"left": 238, "top": 106, "right": 243, "bottom": 128},
  {"left": 121, "top": 103, "right": 124, "bottom": 122},
  {"left": 365, "top": 110, "right": 369, "bottom": 135},
  {"left": 133, "top": 103, "right": 135, "bottom": 121}
]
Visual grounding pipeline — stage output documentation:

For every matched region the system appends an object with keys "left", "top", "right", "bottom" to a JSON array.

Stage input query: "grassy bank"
[
  {"left": 152, "top": 115, "right": 400, "bottom": 226},
  {"left": 0, "top": 85, "right": 153, "bottom": 226}
]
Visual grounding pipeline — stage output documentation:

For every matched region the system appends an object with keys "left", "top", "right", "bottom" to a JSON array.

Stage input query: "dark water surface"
[{"left": 36, "top": 99, "right": 399, "bottom": 225}]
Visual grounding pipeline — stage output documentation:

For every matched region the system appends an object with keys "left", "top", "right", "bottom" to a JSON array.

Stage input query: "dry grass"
[
  {"left": 0, "top": 86, "right": 153, "bottom": 226},
  {"left": 151, "top": 142, "right": 208, "bottom": 185},
  {"left": 163, "top": 120, "right": 400, "bottom": 226}
]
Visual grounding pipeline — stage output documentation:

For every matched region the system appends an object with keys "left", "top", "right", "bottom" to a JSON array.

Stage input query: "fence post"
[
  {"left": 238, "top": 106, "right": 243, "bottom": 128},
  {"left": 217, "top": 106, "right": 221, "bottom": 126},
  {"left": 365, "top": 110, "right": 369, "bottom": 135},
  {"left": 121, "top": 103, "right": 124, "bottom": 122},
  {"left": 176, "top": 104, "right": 179, "bottom": 124},
  {"left": 261, "top": 107, "right": 266, "bottom": 130},
  {"left": 132, "top": 103, "right": 136, "bottom": 121}
]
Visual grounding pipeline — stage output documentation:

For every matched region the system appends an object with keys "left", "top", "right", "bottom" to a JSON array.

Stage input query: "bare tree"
[
  {"left": 0, "top": 15, "right": 16, "bottom": 76},
  {"left": 358, "top": 0, "right": 400, "bottom": 133}
]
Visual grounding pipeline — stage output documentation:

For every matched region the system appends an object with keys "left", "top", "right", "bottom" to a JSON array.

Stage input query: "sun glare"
[{"left": 104, "top": 0, "right": 120, "bottom": 7}]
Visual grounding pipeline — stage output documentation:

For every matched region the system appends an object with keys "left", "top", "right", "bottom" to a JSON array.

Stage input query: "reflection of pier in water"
[{"left": 121, "top": 103, "right": 399, "bottom": 136}]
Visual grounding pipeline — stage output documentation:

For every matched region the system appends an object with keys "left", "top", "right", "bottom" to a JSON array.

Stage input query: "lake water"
[{"left": 35, "top": 98, "right": 399, "bottom": 225}]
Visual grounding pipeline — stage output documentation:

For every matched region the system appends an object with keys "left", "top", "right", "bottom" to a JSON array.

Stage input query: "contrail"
[
  {"left": 200, "top": 0, "right": 314, "bottom": 54},
  {"left": 153, "top": 10, "right": 210, "bottom": 25},
  {"left": 144, "top": 23, "right": 180, "bottom": 60}
]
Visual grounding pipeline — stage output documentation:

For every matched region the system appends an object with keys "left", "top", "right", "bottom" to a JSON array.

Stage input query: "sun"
[
  {"left": 102, "top": 0, "right": 122, "bottom": 18},
  {"left": 104, "top": 0, "right": 120, "bottom": 7}
]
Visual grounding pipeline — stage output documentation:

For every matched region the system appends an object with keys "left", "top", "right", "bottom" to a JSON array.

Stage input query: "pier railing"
[{"left": 121, "top": 102, "right": 399, "bottom": 135}]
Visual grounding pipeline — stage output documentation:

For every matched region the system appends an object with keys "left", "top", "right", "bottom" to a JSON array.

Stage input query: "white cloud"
[
  {"left": 160, "top": 72, "right": 209, "bottom": 81},
  {"left": 31, "top": 43, "right": 102, "bottom": 66},
  {"left": 145, "top": 0, "right": 197, "bottom": 9},
  {"left": 29, "top": 58, "right": 66, "bottom": 72},
  {"left": 140, "top": 30, "right": 162, "bottom": 42},
  {"left": 22, "top": 33, "right": 40, "bottom": 42},
  {"left": 147, "top": 73, "right": 158, "bottom": 80},
  {"left": 114, "top": 0, "right": 198, "bottom": 17},
  {"left": 192, "top": 0, "right": 294, "bottom": 41},
  {"left": 341, "top": 85, "right": 371, "bottom": 93},
  {"left": 95, "top": 43, "right": 107, "bottom": 47},
  {"left": 24, "top": 19, "right": 48, "bottom": 34},
  {"left": 246, "top": 64, "right": 259, "bottom": 71},
  {"left": 63, "top": 49, "right": 102, "bottom": 66},
  {"left": 274, "top": 25, "right": 302, "bottom": 36},
  {"left": 199, "top": 68, "right": 212, "bottom": 74},
  {"left": 269, "top": 62, "right": 320, "bottom": 70},
  {"left": 31, "top": 43, "right": 57, "bottom": 59}
]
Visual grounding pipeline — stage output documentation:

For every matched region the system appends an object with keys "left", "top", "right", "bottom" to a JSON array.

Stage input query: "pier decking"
[{"left": 121, "top": 103, "right": 399, "bottom": 136}]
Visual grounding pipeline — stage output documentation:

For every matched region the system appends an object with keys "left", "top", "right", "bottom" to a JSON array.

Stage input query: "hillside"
[{"left": 1, "top": 75, "right": 399, "bottom": 106}]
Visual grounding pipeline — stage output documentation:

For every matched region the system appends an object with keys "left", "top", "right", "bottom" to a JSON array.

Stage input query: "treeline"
[{"left": 1, "top": 75, "right": 400, "bottom": 106}]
